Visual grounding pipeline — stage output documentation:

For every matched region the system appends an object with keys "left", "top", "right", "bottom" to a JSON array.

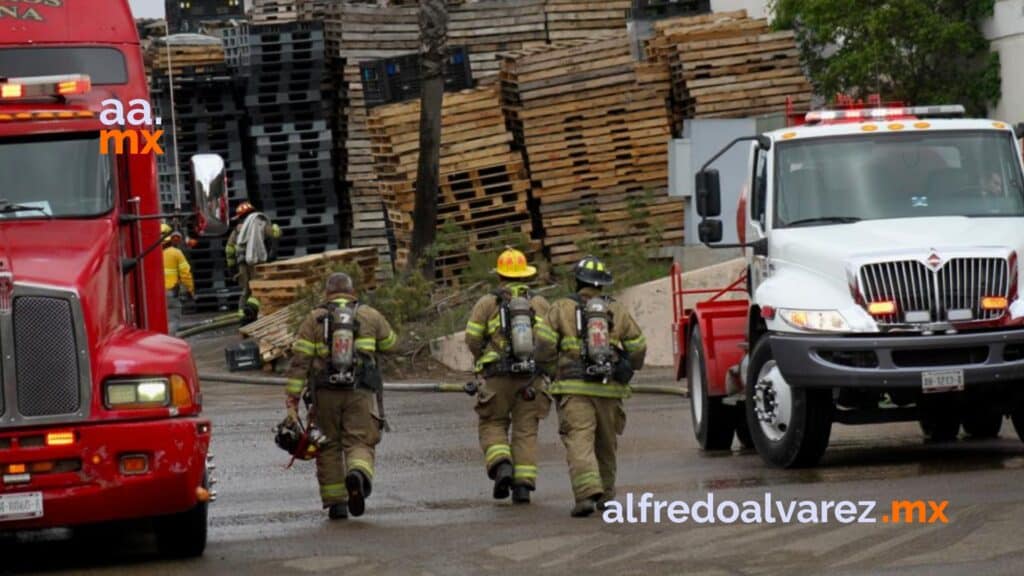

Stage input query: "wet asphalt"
[{"left": 5, "top": 341, "right": 1024, "bottom": 574}]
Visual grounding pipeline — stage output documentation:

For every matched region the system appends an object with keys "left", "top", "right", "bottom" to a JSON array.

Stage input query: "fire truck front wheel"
[
  {"left": 746, "top": 336, "right": 832, "bottom": 468},
  {"left": 688, "top": 327, "right": 736, "bottom": 450}
]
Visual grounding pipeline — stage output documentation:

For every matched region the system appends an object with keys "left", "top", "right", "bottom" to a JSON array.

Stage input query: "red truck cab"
[{"left": 0, "top": 1, "right": 213, "bottom": 557}]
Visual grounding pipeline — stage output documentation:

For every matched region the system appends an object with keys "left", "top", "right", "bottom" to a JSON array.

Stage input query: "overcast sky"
[{"left": 128, "top": 0, "right": 251, "bottom": 18}]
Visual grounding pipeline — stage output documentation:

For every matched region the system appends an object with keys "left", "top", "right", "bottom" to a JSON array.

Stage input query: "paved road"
[{"left": 6, "top": 370, "right": 1024, "bottom": 575}]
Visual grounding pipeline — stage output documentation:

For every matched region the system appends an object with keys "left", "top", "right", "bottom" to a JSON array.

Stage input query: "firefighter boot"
[
  {"left": 346, "top": 470, "right": 371, "bottom": 517},
  {"left": 328, "top": 503, "right": 348, "bottom": 520},
  {"left": 571, "top": 496, "right": 599, "bottom": 518},
  {"left": 512, "top": 484, "right": 531, "bottom": 504},
  {"left": 492, "top": 461, "right": 514, "bottom": 500}
]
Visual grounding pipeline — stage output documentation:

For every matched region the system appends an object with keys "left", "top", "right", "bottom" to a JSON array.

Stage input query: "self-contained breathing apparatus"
[
  {"left": 322, "top": 300, "right": 390, "bottom": 431},
  {"left": 464, "top": 289, "right": 540, "bottom": 400},
  {"left": 573, "top": 296, "right": 634, "bottom": 385}
]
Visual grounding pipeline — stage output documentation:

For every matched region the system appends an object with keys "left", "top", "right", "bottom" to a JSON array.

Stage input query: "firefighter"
[
  {"left": 535, "top": 255, "right": 647, "bottom": 517},
  {"left": 162, "top": 223, "right": 194, "bottom": 335},
  {"left": 285, "top": 272, "right": 398, "bottom": 519},
  {"left": 226, "top": 201, "right": 281, "bottom": 311},
  {"left": 465, "top": 249, "right": 552, "bottom": 504}
]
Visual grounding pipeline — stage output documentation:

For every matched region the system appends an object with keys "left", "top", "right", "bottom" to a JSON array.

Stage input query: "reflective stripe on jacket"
[
  {"left": 464, "top": 283, "right": 550, "bottom": 374},
  {"left": 163, "top": 246, "right": 194, "bottom": 294}
]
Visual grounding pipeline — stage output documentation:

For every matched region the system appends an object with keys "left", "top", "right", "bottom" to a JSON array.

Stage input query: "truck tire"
[
  {"left": 155, "top": 475, "right": 208, "bottom": 558},
  {"left": 961, "top": 401, "right": 1002, "bottom": 439},
  {"left": 745, "top": 336, "right": 832, "bottom": 468},
  {"left": 688, "top": 327, "right": 736, "bottom": 450},
  {"left": 919, "top": 393, "right": 961, "bottom": 442},
  {"left": 1013, "top": 409, "right": 1024, "bottom": 443}
]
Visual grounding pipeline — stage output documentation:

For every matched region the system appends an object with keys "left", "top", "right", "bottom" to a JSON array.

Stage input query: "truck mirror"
[
  {"left": 190, "top": 154, "right": 229, "bottom": 237},
  {"left": 1016, "top": 123, "right": 1024, "bottom": 140},
  {"left": 696, "top": 169, "right": 721, "bottom": 217},
  {"left": 698, "top": 219, "right": 723, "bottom": 244}
]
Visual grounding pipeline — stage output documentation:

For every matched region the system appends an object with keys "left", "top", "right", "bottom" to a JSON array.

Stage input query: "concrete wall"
[
  {"left": 711, "top": 0, "right": 768, "bottom": 19},
  {"left": 984, "top": 1, "right": 1024, "bottom": 124}
]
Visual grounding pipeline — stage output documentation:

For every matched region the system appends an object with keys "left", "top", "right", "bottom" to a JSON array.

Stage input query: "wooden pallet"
[
  {"left": 239, "top": 302, "right": 303, "bottom": 364},
  {"left": 249, "top": 248, "right": 379, "bottom": 314},
  {"left": 146, "top": 37, "right": 226, "bottom": 74}
]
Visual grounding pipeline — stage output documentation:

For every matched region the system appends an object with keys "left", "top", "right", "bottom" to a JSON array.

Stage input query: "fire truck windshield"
[
  {"left": 0, "top": 47, "right": 127, "bottom": 85},
  {"left": 774, "top": 130, "right": 1024, "bottom": 228},
  {"left": 0, "top": 133, "right": 113, "bottom": 220}
]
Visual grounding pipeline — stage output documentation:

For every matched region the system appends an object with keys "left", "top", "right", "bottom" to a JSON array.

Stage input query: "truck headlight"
[
  {"left": 778, "top": 309, "right": 850, "bottom": 332},
  {"left": 105, "top": 378, "right": 169, "bottom": 409}
]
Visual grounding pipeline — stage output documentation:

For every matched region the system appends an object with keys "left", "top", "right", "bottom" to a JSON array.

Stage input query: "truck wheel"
[
  {"left": 1012, "top": 409, "right": 1024, "bottom": 442},
  {"left": 962, "top": 401, "right": 1003, "bottom": 439},
  {"left": 745, "top": 336, "right": 832, "bottom": 468},
  {"left": 688, "top": 327, "right": 736, "bottom": 450},
  {"left": 155, "top": 476, "right": 208, "bottom": 558},
  {"left": 919, "top": 393, "right": 961, "bottom": 442},
  {"left": 734, "top": 402, "right": 755, "bottom": 449}
]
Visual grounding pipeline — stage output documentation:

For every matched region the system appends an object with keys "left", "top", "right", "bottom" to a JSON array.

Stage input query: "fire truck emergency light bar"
[
  {"left": 0, "top": 74, "right": 91, "bottom": 100},
  {"left": 805, "top": 105, "right": 966, "bottom": 124}
]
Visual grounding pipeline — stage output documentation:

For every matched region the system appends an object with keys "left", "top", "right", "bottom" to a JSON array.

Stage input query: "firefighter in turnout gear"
[
  {"left": 535, "top": 255, "right": 647, "bottom": 517},
  {"left": 465, "top": 249, "right": 552, "bottom": 504},
  {"left": 226, "top": 201, "right": 281, "bottom": 311},
  {"left": 285, "top": 272, "right": 398, "bottom": 519},
  {"left": 161, "top": 223, "right": 194, "bottom": 335}
]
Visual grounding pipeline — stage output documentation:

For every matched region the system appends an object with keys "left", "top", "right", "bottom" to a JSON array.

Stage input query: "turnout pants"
[
  {"left": 237, "top": 263, "right": 255, "bottom": 310},
  {"left": 315, "top": 388, "right": 383, "bottom": 506},
  {"left": 166, "top": 289, "right": 181, "bottom": 335},
  {"left": 555, "top": 394, "right": 626, "bottom": 502},
  {"left": 474, "top": 375, "right": 551, "bottom": 488}
]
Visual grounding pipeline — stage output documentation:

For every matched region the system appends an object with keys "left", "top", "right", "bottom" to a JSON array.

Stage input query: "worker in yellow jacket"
[
  {"left": 162, "top": 223, "right": 195, "bottom": 335},
  {"left": 535, "top": 255, "right": 646, "bottom": 517}
]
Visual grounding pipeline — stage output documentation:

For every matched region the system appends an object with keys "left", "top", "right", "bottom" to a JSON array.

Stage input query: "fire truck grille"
[
  {"left": 14, "top": 297, "right": 81, "bottom": 417},
  {"left": 858, "top": 257, "right": 1011, "bottom": 325}
]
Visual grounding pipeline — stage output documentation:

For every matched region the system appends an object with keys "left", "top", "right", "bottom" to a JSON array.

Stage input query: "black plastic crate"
[
  {"left": 360, "top": 46, "right": 473, "bottom": 110},
  {"left": 249, "top": 119, "right": 328, "bottom": 136},
  {"left": 225, "top": 340, "right": 262, "bottom": 372}
]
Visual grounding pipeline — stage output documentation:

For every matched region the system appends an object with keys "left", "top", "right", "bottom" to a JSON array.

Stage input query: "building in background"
[
  {"left": 984, "top": 0, "right": 1024, "bottom": 124},
  {"left": 166, "top": 0, "right": 245, "bottom": 33}
]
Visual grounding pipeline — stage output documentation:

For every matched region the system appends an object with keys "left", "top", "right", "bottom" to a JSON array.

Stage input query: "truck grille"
[
  {"left": 858, "top": 257, "right": 1011, "bottom": 325},
  {"left": 14, "top": 297, "right": 81, "bottom": 417}
]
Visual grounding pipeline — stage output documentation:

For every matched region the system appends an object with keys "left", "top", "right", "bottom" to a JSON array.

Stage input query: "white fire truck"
[{"left": 672, "top": 104, "right": 1024, "bottom": 467}]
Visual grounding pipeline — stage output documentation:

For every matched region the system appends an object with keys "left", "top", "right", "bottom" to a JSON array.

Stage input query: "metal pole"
[{"left": 164, "top": 24, "right": 182, "bottom": 211}]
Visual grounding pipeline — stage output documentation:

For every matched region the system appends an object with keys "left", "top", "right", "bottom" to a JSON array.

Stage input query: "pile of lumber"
[
  {"left": 448, "top": 0, "right": 548, "bottom": 82},
  {"left": 543, "top": 0, "right": 630, "bottom": 41},
  {"left": 325, "top": 4, "right": 421, "bottom": 280},
  {"left": 368, "top": 86, "right": 536, "bottom": 283},
  {"left": 647, "top": 11, "right": 812, "bottom": 119},
  {"left": 500, "top": 33, "right": 682, "bottom": 266},
  {"left": 251, "top": 0, "right": 300, "bottom": 24},
  {"left": 239, "top": 302, "right": 302, "bottom": 364},
  {"left": 147, "top": 34, "right": 225, "bottom": 76},
  {"left": 248, "top": 247, "right": 379, "bottom": 314}
]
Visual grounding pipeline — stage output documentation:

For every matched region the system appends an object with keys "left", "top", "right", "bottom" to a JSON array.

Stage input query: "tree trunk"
[{"left": 408, "top": 0, "right": 448, "bottom": 278}]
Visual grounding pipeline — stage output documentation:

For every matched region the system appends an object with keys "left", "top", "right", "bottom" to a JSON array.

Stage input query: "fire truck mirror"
[
  {"left": 696, "top": 169, "right": 721, "bottom": 217},
  {"left": 1015, "top": 122, "right": 1024, "bottom": 140},
  {"left": 698, "top": 219, "right": 723, "bottom": 244},
  {"left": 190, "top": 153, "right": 229, "bottom": 237}
]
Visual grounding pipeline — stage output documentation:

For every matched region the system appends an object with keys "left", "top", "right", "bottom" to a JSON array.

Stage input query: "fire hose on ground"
[{"left": 198, "top": 372, "right": 687, "bottom": 396}]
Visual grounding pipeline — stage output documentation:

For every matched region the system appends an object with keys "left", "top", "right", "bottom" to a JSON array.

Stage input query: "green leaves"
[{"left": 771, "top": 0, "right": 999, "bottom": 116}]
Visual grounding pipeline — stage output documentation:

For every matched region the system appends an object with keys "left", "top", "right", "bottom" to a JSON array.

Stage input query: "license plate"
[
  {"left": 921, "top": 369, "right": 964, "bottom": 394},
  {"left": 0, "top": 492, "right": 43, "bottom": 522}
]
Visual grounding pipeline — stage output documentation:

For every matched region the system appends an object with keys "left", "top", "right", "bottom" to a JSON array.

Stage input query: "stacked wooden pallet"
[
  {"left": 251, "top": 0, "right": 300, "bottom": 24},
  {"left": 368, "top": 86, "right": 536, "bottom": 283},
  {"left": 239, "top": 302, "right": 302, "bottom": 364},
  {"left": 448, "top": 0, "right": 548, "bottom": 82},
  {"left": 147, "top": 34, "right": 226, "bottom": 76},
  {"left": 500, "top": 33, "right": 682, "bottom": 266},
  {"left": 248, "top": 247, "right": 380, "bottom": 314},
  {"left": 648, "top": 11, "right": 812, "bottom": 118},
  {"left": 325, "top": 4, "right": 421, "bottom": 280},
  {"left": 544, "top": 0, "right": 630, "bottom": 41}
]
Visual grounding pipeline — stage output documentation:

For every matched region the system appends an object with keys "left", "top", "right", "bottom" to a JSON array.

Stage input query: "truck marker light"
[
  {"left": 171, "top": 375, "right": 192, "bottom": 409},
  {"left": 45, "top": 431, "right": 75, "bottom": 447},
  {"left": 914, "top": 122, "right": 931, "bottom": 129},
  {"left": 888, "top": 123, "right": 904, "bottom": 130},
  {"left": 993, "top": 122, "right": 1007, "bottom": 129},
  {"left": 57, "top": 78, "right": 90, "bottom": 95},
  {"left": 862, "top": 124, "right": 878, "bottom": 132},
  {"left": 760, "top": 306, "right": 776, "bottom": 319},
  {"left": 868, "top": 301, "right": 896, "bottom": 315},
  {"left": 120, "top": 454, "right": 149, "bottom": 475},
  {"left": 7, "top": 464, "right": 25, "bottom": 475},
  {"left": 30, "top": 461, "right": 54, "bottom": 474},
  {"left": 981, "top": 296, "right": 1008, "bottom": 310},
  {"left": 0, "top": 83, "right": 23, "bottom": 98}
]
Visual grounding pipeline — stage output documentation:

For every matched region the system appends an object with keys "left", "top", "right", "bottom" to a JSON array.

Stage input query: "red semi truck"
[{"left": 0, "top": 0, "right": 225, "bottom": 556}]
